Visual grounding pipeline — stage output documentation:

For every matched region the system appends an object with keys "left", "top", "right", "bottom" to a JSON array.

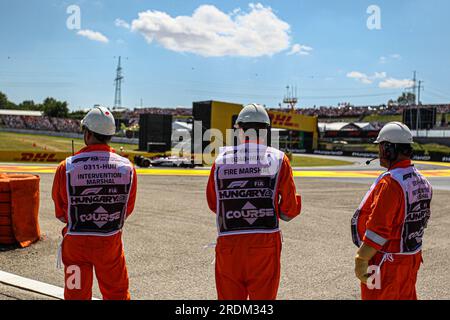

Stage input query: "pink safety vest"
[
  {"left": 351, "top": 165, "right": 432, "bottom": 254},
  {"left": 65, "top": 151, "right": 134, "bottom": 236},
  {"left": 214, "top": 143, "right": 284, "bottom": 237}
]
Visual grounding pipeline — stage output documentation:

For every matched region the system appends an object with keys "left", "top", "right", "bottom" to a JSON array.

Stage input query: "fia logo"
[
  {"left": 254, "top": 180, "right": 265, "bottom": 187},
  {"left": 108, "top": 187, "right": 119, "bottom": 194}
]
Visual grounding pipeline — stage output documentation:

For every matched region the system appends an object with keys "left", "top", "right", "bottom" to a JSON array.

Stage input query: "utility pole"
[
  {"left": 114, "top": 56, "right": 124, "bottom": 109},
  {"left": 416, "top": 80, "right": 424, "bottom": 136},
  {"left": 283, "top": 85, "right": 299, "bottom": 151},
  {"left": 408, "top": 71, "right": 417, "bottom": 130},
  {"left": 418, "top": 80, "right": 423, "bottom": 105}
]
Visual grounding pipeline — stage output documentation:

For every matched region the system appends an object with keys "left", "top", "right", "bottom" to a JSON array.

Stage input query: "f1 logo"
[
  {"left": 80, "top": 187, "right": 102, "bottom": 195},
  {"left": 228, "top": 181, "right": 248, "bottom": 189}
]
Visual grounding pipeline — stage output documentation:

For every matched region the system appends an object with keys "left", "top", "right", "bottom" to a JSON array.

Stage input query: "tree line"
[{"left": 0, "top": 91, "right": 69, "bottom": 118}]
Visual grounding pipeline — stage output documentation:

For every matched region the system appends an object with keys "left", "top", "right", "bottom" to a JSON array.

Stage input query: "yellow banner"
[{"left": 268, "top": 110, "right": 318, "bottom": 132}]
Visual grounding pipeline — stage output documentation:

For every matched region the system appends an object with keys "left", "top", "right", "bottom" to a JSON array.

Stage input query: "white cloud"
[
  {"left": 130, "top": 3, "right": 292, "bottom": 57},
  {"left": 230, "top": 8, "right": 241, "bottom": 16},
  {"left": 379, "top": 54, "right": 401, "bottom": 64},
  {"left": 347, "top": 71, "right": 367, "bottom": 79},
  {"left": 115, "top": 18, "right": 130, "bottom": 29},
  {"left": 379, "top": 78, "right": 414, "bottom": 89},
  {"left": 77, "top": 29, "right": 109, "bottom": 43},
  {"left": 348, "top": 71, "right": 413, "bottom": 88},
  {"left": 347, "top": 71, "right": 386, "bottom": 84},
  {"left": 288, "top": 44, "right": 313, "bottom": 56},
  {"left": 374, "top": 72, "right": 387, "bottom": 79}
]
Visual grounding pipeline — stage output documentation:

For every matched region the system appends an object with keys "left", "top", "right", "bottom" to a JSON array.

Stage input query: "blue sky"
[{"left": 0, "top": 0, "right": 449, "bottom": 110}]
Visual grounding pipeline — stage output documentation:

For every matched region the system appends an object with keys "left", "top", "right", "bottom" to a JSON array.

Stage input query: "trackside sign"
[
  {"left": 0, "top": 151, "right": 167, "bottom": 164},
  {"left": 0, "top": 151, "right": 71, "bottom": 163}
]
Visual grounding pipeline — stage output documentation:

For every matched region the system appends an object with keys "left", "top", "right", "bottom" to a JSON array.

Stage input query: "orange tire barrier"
[
  {"left": 0, "top": 203, "right": 11, "bottom": 214},
  {"left": 0, "top": 215, "right": 12, "bottom": 225},
  {"left": 0, "top": 192, "right": 10, "bottom": 202},
  {"left": 0, "top": 174, "right": 40, "bottom": 247},
  {"left": 0, "top": 226, "right": 14, "bottom": 237}
]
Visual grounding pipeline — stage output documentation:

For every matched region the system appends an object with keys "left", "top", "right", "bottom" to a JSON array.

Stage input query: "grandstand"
[
  {"left": 0, "top": 110, "right": 81, "bottom": 133},
  {"left": 293, "top": 103, "right": 450, "bottom": 124}
]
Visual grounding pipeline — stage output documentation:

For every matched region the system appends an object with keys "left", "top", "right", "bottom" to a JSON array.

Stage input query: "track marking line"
[
  {"left": 1, "top": 165, "right": 450, "bottom": 177},
  {"left": 414, "top": 160, "right": 450, "bottom": 167},
  {"left": 0, "top": 270, "right": 99, "bottom": 300}
]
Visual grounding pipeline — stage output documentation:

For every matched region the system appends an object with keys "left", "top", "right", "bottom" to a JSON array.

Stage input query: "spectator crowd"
[
  {"left": 0, "top": 115, "right": 81, "bottom": 133},
  {"left": 1, "top": 104, "right": 448, "bottom": 133},
  {"left": 292, "top": 104, "right": 450, "bottom": 118}
]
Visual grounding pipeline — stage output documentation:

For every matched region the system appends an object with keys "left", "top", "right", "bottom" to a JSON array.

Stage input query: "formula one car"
[{"left": 134, "top": 155, "right": 195, "bottom": 168}]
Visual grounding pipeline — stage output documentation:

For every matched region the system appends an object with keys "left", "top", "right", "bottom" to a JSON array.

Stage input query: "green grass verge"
[
  {"left": 0, "top": 131, "right": 139, "bottom": 152},
  {"left": 290, "top": 155, "right": 352, "bottom": 167},
  {"left": 362, "top": 114, "right": 402, "bottom": 122}
]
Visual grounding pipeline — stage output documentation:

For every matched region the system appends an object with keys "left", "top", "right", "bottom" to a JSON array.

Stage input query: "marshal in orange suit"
[
  {"left": 52, "top": 107, "right": 137, "bottom": 300},
  {"left": 206, "top": 104, "right": 301, "bottom": 300},
  {"left": 352, "top": 122, "right": 432, "bottom": 300}
]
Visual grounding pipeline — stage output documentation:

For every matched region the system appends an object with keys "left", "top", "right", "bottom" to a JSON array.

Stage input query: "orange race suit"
[
  {"left": 351, "top": 160, "right": 432, "bottom": 300},
  {"left": 206, "top": 143, "right": 301, "bottom": 300},
  {"left": 52, "top": 144, "right": 137, "bottom": 300}
]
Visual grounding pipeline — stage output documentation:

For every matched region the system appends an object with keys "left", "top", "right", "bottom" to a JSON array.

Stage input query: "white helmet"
[
  {"left": 375, "top": 121, "right": 413, "bottom": 144},
  {"left": 235, "top": 103, "right": 271, "bottom": 127},
  {"left": 81, "top": 106, "right": 116, "bottom": 136}
]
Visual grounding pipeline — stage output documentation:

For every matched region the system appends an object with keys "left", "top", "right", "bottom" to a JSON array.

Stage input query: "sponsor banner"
[
  {"left": 324, "top": 130, "right": 379, "bottom": 138},
  {"left": 1, "top": 148, "right": 448, "bottom": 164},
  {"left": 351, "top": 151, "right": 378, "bottom": 158},
  {"left": 268, "top": 110, "right": 317, "bottom": 132},
  {"left": 412, "top": 155, "right": 432, "bottom": 161},
  {"left": 0, "top": 150, "right": 167, "bottom": 164},
  {"left": 0, "top": 151, "right": 71, "bottom": 163},
  {"left": 307, "top": 149, "right": 450, "bottom": 163},
  {"left": 313, "top": 150, "right": 344, "bottom": 156}
]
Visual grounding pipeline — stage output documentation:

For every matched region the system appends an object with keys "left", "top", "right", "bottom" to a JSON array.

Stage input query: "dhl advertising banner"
[
  {"left": 267, "top": 110, "right": 317, "bottom": 132},
  {"left": 0, "top": 151, "right": 71, "bottom": 163},
  {"left": 209, "top": 102, "right": 318, "bottom": 133},
  {"left": 0, "top": 151, "right": 167, "bottom": 164}
]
